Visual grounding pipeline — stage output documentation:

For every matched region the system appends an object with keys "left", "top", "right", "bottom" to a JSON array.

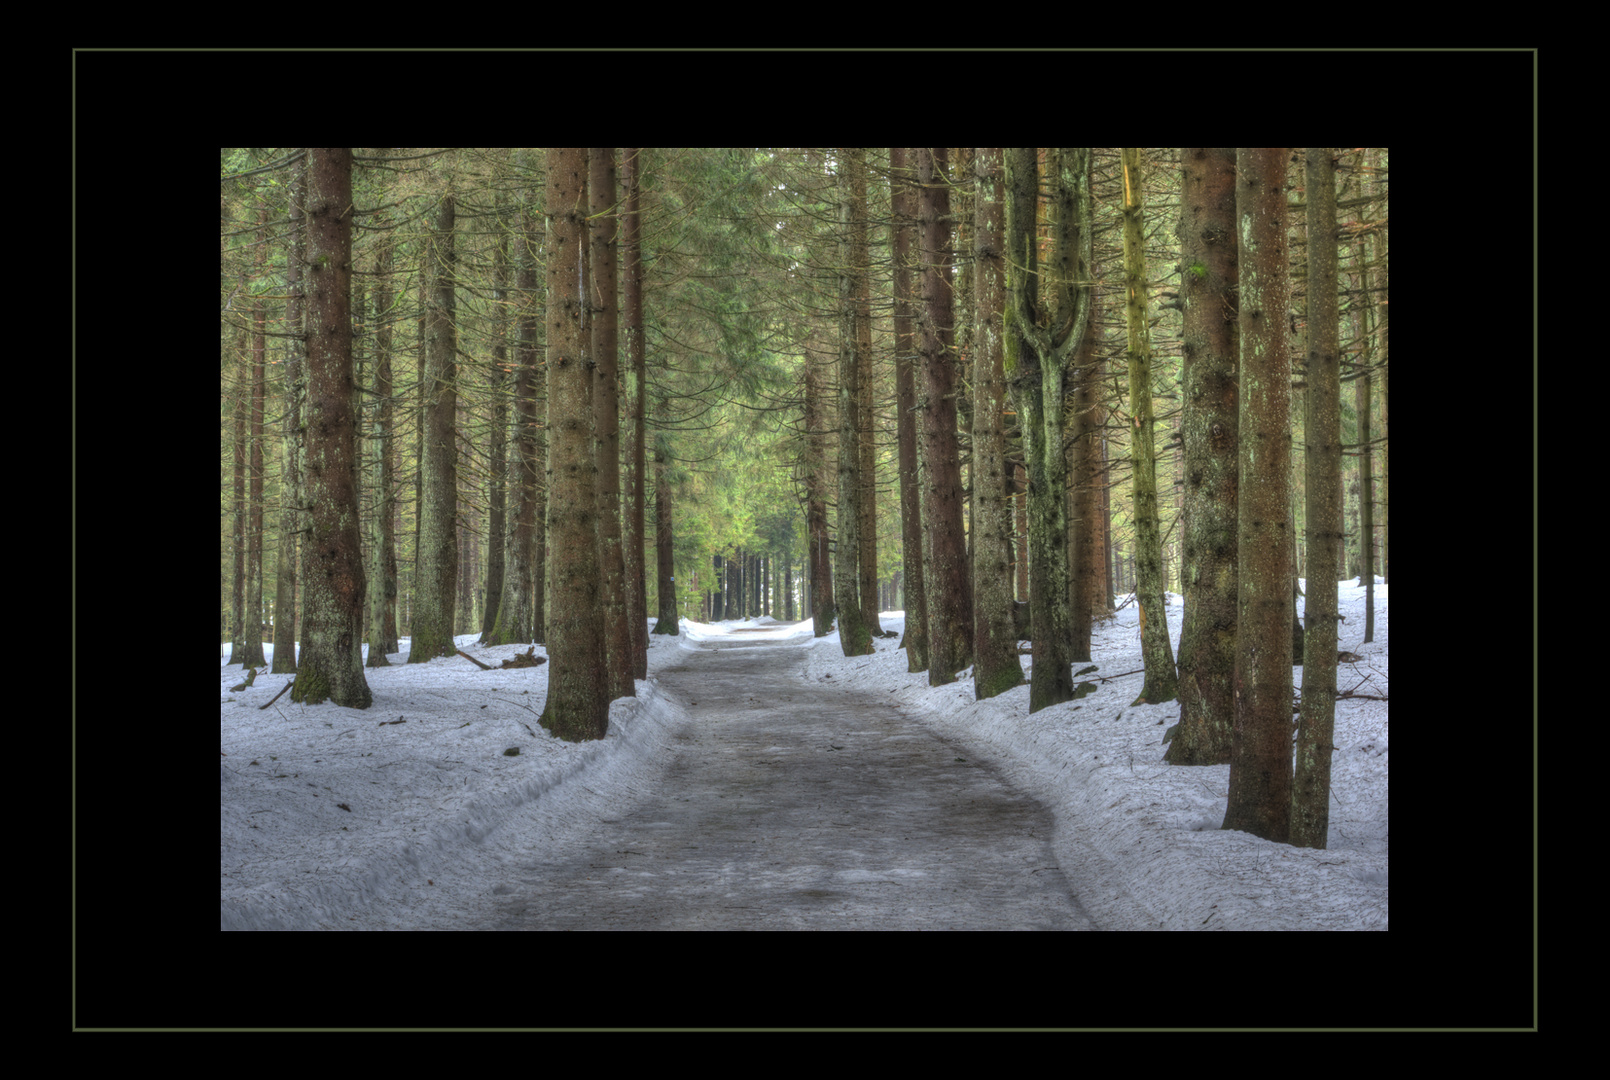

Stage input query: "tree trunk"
[
  {"left": 1119, "top": 148, "right": 1178, "bottom": 705},
  {"left": 1293, "top": 147, "right": 1342, "bottom": 849},
  {"left": 621, "top": 148, "right": 650, "bottom": 676},
  {"left": 890, "top": 147, "right": 929, "bottom": 672},
  {"left": 590, "top": 147, "right": 634, "bottom": 700},
  {"left": 290, "top": 147, "right": 371, "bottom": 709},
  {"left": 539, "top": 148, "right": 609, "bottom": 741},
  {"left": 917, "top": 147, "right": 972, "bottom": 685},
  {"left": 272, "top": 166, "right": 306, "bottom": 674},
  {"left": 1221, "top": 147, "right": 1293, "bottom": 842},
  {"left": 969, "top": 147, "right": 1024, "bottom": 700},
  {"left": 1008, "top": 148, "right": 1093, "bottom": 712},
  {"left": 409, "top": 191, "right": 459, "bottom": 663},
  {"left": 1168, "top": 148, "right": 1239, "bottom": 766},
  {"left": 833, "top": 149, "right": 872, "bottom": 657}
]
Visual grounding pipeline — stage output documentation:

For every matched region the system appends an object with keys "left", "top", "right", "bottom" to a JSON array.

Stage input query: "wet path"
[{"left": 486, "top": 639, "right": 1094, "bottom": 930}]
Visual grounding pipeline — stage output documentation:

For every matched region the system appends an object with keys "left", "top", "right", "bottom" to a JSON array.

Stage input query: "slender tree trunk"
[
  {"left": 890, "top": 147, "right": 929, "bottom": 671},
  {"left": 846, "top": 149, "right": 881, "bottom": 637},
  {"left": 1168, "top": 148, "right": 1239, "bottom": 766},
  {"left": 834, "top": 149, "right": 872, "bottom": 657},
  {"left": 621, "top": 148, "right": 650, "bottom": 675},
  {"left": 290, "top": 147, "right": 371, "bottom": 709},
  {"left": 1120, "top": 148, "right": 1178, "bottom": 705},
  {"left": 367, "top": 217, "right": 397, "bottom": 667},
  {"left": 488, "top": 181, "right": 542, "bottom": 647},
  {"left": 479, "top": 195, "right": 509, "bottom": 642},
  {"left": 1293, "top": 147, "right": 1342, "bottom": 849},
  {"left": 539, "top": 148, "right": 609, "bottom": 741},
  {"left": 1222, "top": 147, "right": 1293, "bottom": 842},
  {"left": 970, "top": 147, "right": 1024, "bottom": 700},
  {"left": 273, "top": 168, "right": 306, "bottom": 674},
  {"left": 805, "top": 329, "right": 835, "bottom": 637},
  {"left": 917, "top": 147, "right": 972, "bottom": 684},
  {"left": 653, "top": 421, "right": 679, "bottom": 634},
  {"left": 410, "top": 191, "right": 459, "bottom": 662}
]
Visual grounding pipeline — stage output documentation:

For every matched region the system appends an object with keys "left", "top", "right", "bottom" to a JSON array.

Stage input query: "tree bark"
[
  {"left": 290, "top": 147, "right": 371, "bottom": 709},
  {"left": 409, "top": 191, "right": 459, "bottom": 663},
  {"left": 590, "top": 147, "right": 634, "bottom": 700},
  {"left": 917, "top": 147, "right": 972, "bottom": 684},
  {"left": 1293, "top": 147, "right": 1342, "bottom": 849},
  {"left": 1221, "top": 147, "right": 1293, "bottom": 842},
  {"left": 1168, "top": 148, "right": 1239, "bottom": 766},
  {"left": 833, "top": 149, "right": 872, "bottom": 657},
  {"left": 539, "top": 148, "right": 609, "bottom": 741},
  {"left": 890, "top": 147, "right": 929, "bottom": 672},
  {"left": 970, "top": 147, "right": 1025, "bottom": 700},
  {"left": 1119, "top": 148, "right": 1178, "bottom": 705}
]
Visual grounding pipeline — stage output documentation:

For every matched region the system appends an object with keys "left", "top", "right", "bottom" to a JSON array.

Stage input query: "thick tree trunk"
[
  {"left": 590, "top": 147, "right": 634, "bottom": 700},
  {"left": 833, "top": 149, "right": 872, "bottom": 657},
  {"left": 290, "top": 147, "right": 371, "bottom": 709},
  {"left": 1221, "top": 147, "right": 1294, "bottom": 842},
  {"left": 1168, "top": 148, "right": 1239, "bottom": 766},
  {"left": 539, "top": 148, "right": 609, "bottom": 741},
  {"left": 970, "top": 147, "right": 1024, "bottom": 700}
]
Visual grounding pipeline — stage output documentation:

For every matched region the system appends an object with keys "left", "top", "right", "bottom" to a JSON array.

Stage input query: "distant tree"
[
  {"left": 1293, "top": 147, "right": 1343, "bottom": 849},
  {"left": 540, "top": 147, "right": 610, "bottom": 741},
  {"left": 917, "top": 147, "right": 972, "bottom": 684},
  {"left": 1221, "top": 147, "right": 1293, "bottom": 842},
  {"left": 409, "top": 189, "right": 460, "bottom": 663},
  {"left": 1119, "top": 148, "right": 1177, "bottom": 705},
  {"left": 970, "top": 147, "right": 1025, "bottom": 700},
  {"left": 652, "top": 424, "right": 680, "bottom": 635},
  {"left": 1168, "top": 148, "right": 1239, "bottom": 766},
  {"left": 290, "top": 147, "right": 371, "bottom": 709}
]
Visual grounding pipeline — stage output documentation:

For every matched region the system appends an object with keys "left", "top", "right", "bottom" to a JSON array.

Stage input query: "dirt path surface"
[{"left": 479, "top": 636, "right": 1095, "bottom": 930}]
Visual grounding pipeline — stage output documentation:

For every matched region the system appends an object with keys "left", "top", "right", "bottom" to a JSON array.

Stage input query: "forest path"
[{"left": 479, "top": 635, "right": 1094, "bottom": 930}]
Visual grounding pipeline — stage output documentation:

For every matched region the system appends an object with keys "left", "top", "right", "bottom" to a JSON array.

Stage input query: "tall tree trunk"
[
  {"left": 621, "top": 148, "right": 650, "bottom": 675},
  {"left": 239, "top": 203, "right": 270, "bottom": 670},
  {"left": 290, "top": 147, "right": 371, "bottom": 709},
  {"left": 590, "top": 147, "right": 634, "bottom": 700},
  {"left": 273, "top": 167, "right": 306, "bottom": 674},
  {"left": 917, "top": 147, "right": 972, "bottom": 684},
  {"left": 1168, "top": 148, "right": 1239, "bottom": 766},
  {"left": 890, "top": 147, "right": 929, "bottom": 671},
  {"left": 1119, "top": 148, "right": 1178, "bottom": 705},
  {"left": 1293, "top": 147, "right": 1342, "bottom": 849},
  {"left": 479, "top": 192, "right": 509, "bottom": 642},
  {"left": 1221, "top": 147, "right": 1293, "bottom": 842},
  {"left": 367, "top": 209, "right": 397, "bottom": 667},
  {"left": 409, "top": 191, "right": 459, "bottom": 662},
  {"left": 834, "top": 149, "right": 872, "bottom": 657},
  {"left": 1008, "top": 148, "right": 1094, "bottom": 712},
  {"left": 805, "top": 330, "right": 835, "bottom": 637},
  {"left": 540, "top": 148, "right": 609, "bottom": 741},
  {"left": 846, "top": 149, "right": 881, "bottom": 637},
  {"left": 488, "top": 180, "right": 542, "bottom": 647},
  {"left": 970, "top": 147, "right": 1024, "bottom": 700}
]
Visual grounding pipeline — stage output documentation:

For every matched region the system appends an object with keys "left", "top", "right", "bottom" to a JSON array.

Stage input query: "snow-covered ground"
[{"left": 221, "top": 578, "right": 1386, "bottom": 931}]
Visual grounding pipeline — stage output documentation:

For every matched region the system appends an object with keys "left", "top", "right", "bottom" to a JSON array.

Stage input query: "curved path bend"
[{"left": 484, "top": 636, "right": 1095, "bottom": 931}]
